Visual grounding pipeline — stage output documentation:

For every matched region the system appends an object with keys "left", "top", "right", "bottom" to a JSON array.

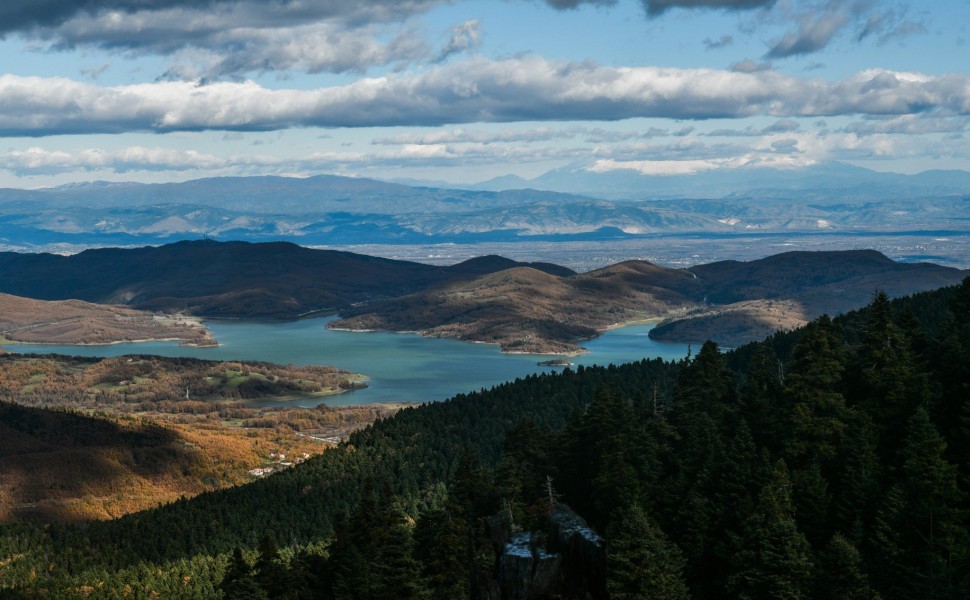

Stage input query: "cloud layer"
[
  {"left": 1, "top": 58, "right": 967, "bottom": 136},
  {"left": 2, "top": 0, "right": 914, "bottom": 81}
]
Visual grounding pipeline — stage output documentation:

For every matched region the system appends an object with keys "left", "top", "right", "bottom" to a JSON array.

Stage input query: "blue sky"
[{"left": 0, "top": 0, "right": 967, "bottom": 188}]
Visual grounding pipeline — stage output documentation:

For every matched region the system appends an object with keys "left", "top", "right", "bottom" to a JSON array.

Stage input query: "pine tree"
[
  {"left": 414, "top": 507, "right": 468, "bottom": 600},
  {"left": 784, "top": 315, "right": 849, "bottom": 466},
  {"left": 607, "top": 503, "right": 689, "bottom": 600},
  {"left": 833, "top": 410, "right": 882, "bottom": 543},
  {"left": 673, "top": 341, "right": 737, "bottom": 430},
  {"left": 374, "top": 485, "right": 429, "bottom": 600},
  {"left": 253, "top": 535, "right": 293, "bottom": 599},
  {"left": 739, "top": 342, "right": 785, "bottom": 451},
  {"left": 871, "top": 408, "right": 966, "bottom": 599},
  {"left": 219, "top": 547, "right": 268, "bottom": 600},
  {"left": 853, "top": 291, "right": 919, "bottom": 451},
  {"left": 815, "top": 533, "right": 880, "bottom": 600},
  {"left": 728, "top": 460, "right": 813, "bottom": 600}
]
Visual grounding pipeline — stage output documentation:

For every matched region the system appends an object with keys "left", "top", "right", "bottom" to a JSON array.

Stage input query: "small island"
[{"left": 537, "top": 359, "right": 574, "bottom": 367}]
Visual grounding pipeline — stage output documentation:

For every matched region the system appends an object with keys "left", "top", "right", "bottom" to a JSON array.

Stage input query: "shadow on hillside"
[{"left": 0, "top": 401, "right": 196, "bottom": 523}]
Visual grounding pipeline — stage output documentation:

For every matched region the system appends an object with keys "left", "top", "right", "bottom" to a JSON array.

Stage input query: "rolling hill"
[
  {"left": 0, "top": 240, "right": 573, "bottom": 319},
  {"left": 333, "top": 250, "right": 968, "bottom": 351},
  {"left": 0, "top": 292, "right": 213, "bottom": 346}
]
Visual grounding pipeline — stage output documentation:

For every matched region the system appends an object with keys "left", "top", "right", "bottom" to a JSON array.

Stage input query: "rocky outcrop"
[
  {"left": 487, "top": 505, "right": 606, "bottom": 599},
  {"left": 547, "top": 507, "right": 607, "bottom": 598}
]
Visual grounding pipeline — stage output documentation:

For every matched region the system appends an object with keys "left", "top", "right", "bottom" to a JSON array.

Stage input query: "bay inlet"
[{"left": 2, "top": 316, "right": 690, "bottom": 406}]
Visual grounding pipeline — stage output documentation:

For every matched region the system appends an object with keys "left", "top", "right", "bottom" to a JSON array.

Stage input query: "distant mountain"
[
  {"left": 470, "top": 173, "right": 533, "bottom": 191},
  {"left": 0, "top": 240, "right": 575, "bottom": 319},
  {"left": 474, "top": 161, "right": 970, "bottom": 201},
  {"left": 2, "top": 167, "right": 969, "bottom": 251},
  {"left": 333, "top": 249, "right": 967, "bottom": 351}
]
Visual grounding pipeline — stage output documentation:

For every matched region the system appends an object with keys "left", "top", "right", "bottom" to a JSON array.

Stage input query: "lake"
[{"left": 2, "top": 317, "right": 690, "bottom": 406}]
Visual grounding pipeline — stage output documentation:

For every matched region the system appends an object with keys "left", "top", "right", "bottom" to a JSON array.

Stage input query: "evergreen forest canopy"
[{"left": 1, "top": 279, "right": 969, "bottom": 598}]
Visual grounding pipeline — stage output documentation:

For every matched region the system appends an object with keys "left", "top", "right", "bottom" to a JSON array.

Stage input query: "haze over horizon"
[{"left": 1, "top": 0, "right": 968, "bottom": 190}]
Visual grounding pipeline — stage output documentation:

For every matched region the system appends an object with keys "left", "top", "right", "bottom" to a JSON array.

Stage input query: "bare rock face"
[
  {"left": 547, "top": 506, "right": 608, "bottom": 598},
  {"left": 488, "top": 505, "right": 606, "bottom": 599},
  {"left": 497, "top": 532, "right": 564, "bottom": 599}
]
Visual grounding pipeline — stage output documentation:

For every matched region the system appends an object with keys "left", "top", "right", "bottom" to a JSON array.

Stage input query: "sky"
[{"left": 0, "top": 0, "right": 968, "bottom": 188}]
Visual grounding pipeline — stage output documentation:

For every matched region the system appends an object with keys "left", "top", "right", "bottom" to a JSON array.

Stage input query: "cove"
[{"left": 2, "top": 317, "right": 690, "bottom": 406}]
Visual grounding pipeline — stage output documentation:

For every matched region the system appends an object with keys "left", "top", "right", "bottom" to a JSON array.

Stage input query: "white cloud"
[{"left": 1, "top": 58, "right": 969, "bottom": 137}]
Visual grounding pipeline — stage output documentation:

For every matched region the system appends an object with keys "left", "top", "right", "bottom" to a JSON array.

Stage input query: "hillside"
[
  {"left": 0, "top": 401, "right": 402, "bottom": 523},
  {"left": 651, "top": 249, "right": 968, "bottom": 344},
  {"left": 0, "top": 402, "right": 309, "bottom": 522},
  {"left": 0, "top": 293, "right": 214, "bottom": 346},
  {"left": 0, "top": 240, "right": 574, "bottom": 319},
  {"left": 331, "top": 261, "right": 703, "bottom": 353},
  {"left": 0, "top": 354, "right": 391, "bottom": 523},
  {"left": 332, "top": 250, "right": 967, "bottom": 351}
]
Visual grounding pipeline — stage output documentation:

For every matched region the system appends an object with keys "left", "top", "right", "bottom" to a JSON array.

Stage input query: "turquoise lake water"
[{"left": 2, "top": 317, "right": 690, "bottom": 406}]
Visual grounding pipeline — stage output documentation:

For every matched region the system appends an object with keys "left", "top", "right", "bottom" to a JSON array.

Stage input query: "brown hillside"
[
  {"left": 647, "top": 300, "right": 811, "bottom": 347},
  {"left": 0, "top": 353, "right": 393, "bottom": 524},
  {"left": 0, "top": 293, "right": 213, "bottom": 346},
  {"left": 0, "top": 402, "right": 314, "bottom": 523},
  {"left": 332, "top": 250, "right": 967, "bottom": 351},
  {"left": 332, "top": 262, "right": 701, "bottom": 354}
]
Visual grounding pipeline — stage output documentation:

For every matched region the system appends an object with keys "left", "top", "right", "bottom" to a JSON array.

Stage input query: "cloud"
[
  {"left": 0, "top": 142, "right": 596, "bottom": 176},
  {"left": 704, "top": 35, "right": 734, "bottom": 50},
  {"left": 4, "top": 122, "right": 958, "bottom": 178},
  {"left": 0, "top": 145, "right": 231, "bottom": 175},
  {"left": 79, "top": 62, "right": 109, "bottom": 80},
  {"left": 43, "top": 10, "right": 434, "bottom": 78},
  {"left": 844, "top": 115, "right": 969, "bottom": 136},
  {"left": 766, "top": 10, "right": 849, "bottom": 58},
  {"left": 1, "top": 58, "right": 968, "bottom": 136},
  {"left": 763, "top": 1, "right": 928, "bottom": 60},
  {"left": 642, "top": 0, "right": 776, "bottom": 15},
  {"left": 435, "top": 19, "right": 482, "bottom": 63},
  {"left": 6, "top": 1, "right": 446, "bottom": 79},
  {"left": 858, "top": 6, "right": 927, "bottom": 44},
  {"left": 543, "top": 1, "right": 619, "bottom": 9},
  {"left": 373, "top": 127, "right": 574, "bottom": 145},
  {"left": 704, "top": 118, "right": 801, "bottom": 137},
  {"left": 730, "top": 59, "right": 772, "bottom": 73},
  {"left": 372, "top": 125, "right": 677, "bottom": 146},
  {"left": 0, "top": 1, "right": 439, "bottom": 35}
]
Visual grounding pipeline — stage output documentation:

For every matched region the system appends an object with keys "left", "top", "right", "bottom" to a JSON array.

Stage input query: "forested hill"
[
  {"left": 2, "top": 279, "right": 970, "bottom": 598},
  {"left": 0, "top": 240, "right": 573, "bottom": 319}
]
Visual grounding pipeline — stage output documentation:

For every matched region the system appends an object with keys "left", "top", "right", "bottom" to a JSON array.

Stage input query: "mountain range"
[
  {"left": 469, "top": 160, "right": 970, "bottom": 201},
  {"left": 2, "top": 162, "right": 968, "bottom": 251}
]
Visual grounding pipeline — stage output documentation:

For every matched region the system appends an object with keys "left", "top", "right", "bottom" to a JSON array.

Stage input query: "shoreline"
[
  {"left": 0, "top": 335, "right": 219, "bottom": 348},
  {"left": 328, "top": 316, "right": 667, "bottom": 357}
]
